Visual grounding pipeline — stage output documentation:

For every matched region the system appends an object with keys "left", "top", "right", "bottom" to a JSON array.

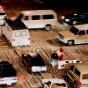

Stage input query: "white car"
[
  {"left": 42, "top": 78, "right": 67, "bottom": 88},
  {"left": 0, "top": 5, "right": 6, "bottom": 25}
]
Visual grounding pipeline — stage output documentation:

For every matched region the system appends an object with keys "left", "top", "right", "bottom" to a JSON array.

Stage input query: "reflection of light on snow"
[{"left": 18, "top": 75, "right": 25, "bottom": 83}]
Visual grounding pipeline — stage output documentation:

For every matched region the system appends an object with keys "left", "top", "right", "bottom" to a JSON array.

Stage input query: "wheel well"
[
  {"left": 46, "top": 24, "right": 51, "bottom": 27},
  {"left": 68, "top": 40, "right": 74, "bottom": 43}
]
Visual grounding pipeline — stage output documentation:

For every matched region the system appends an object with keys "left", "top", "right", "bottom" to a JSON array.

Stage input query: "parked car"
[
  {"left": 57, "top": 24, "right": 88, "bottom": 46},
  {"left": 22, "top": 52, "right": 47, "bottom": 73},
  {"left": 64, "top": 63, "right": 88, "bottom": 88},
  {"left": 0, "top": 61, "right": 18, "bottom": 85},
  {"left": 61, "top": 9, "right": 88, "bottom": 24},
  {"left": 42, "top": 78, "right": 67, "bottom": 88},
  {"left": 0, "top": 5, "right": 6, "bottom": 25}
]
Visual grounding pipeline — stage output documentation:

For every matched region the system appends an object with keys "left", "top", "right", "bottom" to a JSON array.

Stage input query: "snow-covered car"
[
  {"left": 0, "top": 61, "right": 18, "bottom": 85},
  {"left": 42, "top": 78, "right": 67, "bottom": 88},
  {"left": 0, "top": 5, "right": 6, "bottom": 25},
  {"left": 22, "top": 52, "right": 47, "bottom": 73},
  {"left": 62, "top": 9, "right": 88, "bottom": 25}
]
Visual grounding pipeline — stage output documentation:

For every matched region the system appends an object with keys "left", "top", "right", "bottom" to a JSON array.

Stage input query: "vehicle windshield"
[
  {"left": 69, "top": 27, "right": 79, "bottom": 35},
  {"left": 29, "top": 53, "right": 46, "bottom": 66},
  {"left": 0, "top": 61, "right": 16, "bottom": 77}
]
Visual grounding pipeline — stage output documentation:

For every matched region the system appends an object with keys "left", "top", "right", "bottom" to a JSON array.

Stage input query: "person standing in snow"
[
  {"left": 56, "top": 48, "right": 64, "bottom": 69},
  {"left": 56, "top": 48, "right": 64, "bottom": 61},
  {"left": 51, "top": 51, "right": 58, "bottom": 68}
]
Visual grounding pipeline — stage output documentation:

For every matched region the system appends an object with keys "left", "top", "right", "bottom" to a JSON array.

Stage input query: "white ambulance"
[{"left": 1, "top": 19, "right": 30, "bottom": 47}]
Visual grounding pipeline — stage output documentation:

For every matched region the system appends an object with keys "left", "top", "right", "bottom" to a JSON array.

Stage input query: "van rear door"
[{"left": 12, "top": 30, "right": 30, "bottom": 46}]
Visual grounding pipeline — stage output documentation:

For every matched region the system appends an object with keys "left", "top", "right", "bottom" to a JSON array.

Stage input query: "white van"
[
  {"left": 17, "top": 10, "right": 58, "bottom": 30},
  {"left": 1, "top": 19, "right": 30, "bottom": 47}
]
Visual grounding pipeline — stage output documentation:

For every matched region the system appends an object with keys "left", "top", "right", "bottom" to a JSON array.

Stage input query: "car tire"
[
  {"left": 27, "top": 68, "right": 32, "bottom": 74},
  {"left": 45, "top": 25, "right": 51, "bottom": 31},
  {"left": 67, "top": 40, "right": 74, "bottom": 46},
  {"left": 22, "top": 60, "right": 25, "bottom": 65},
  {"left": 64, "top": 69, "right": 68, "bottom": 79},
  {"left": 1, "top": 30, "right": 5, "bottom": 37}
]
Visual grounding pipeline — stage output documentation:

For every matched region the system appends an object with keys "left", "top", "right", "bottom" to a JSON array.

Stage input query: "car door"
[
  {"left": 67, "top": 65, "right": 75, "bottom": 82},
  {"left": 77, "top": 30, "right": 86, "bottom": 44}
]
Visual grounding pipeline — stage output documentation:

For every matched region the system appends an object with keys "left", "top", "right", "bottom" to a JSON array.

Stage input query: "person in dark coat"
[{"left": 51, "top": 51, "right": 58, "bottom": 67}]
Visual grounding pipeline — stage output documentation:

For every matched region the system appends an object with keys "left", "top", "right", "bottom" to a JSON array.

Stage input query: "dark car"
[
  {"left": 61, "top": 9, "right": 88, "bottom": 25},
  {"left": 0, "top": 61, "right": 18, "bottom": 85},
  {"left": 22, "top": 52, "right": 47, "bottom": 73}
]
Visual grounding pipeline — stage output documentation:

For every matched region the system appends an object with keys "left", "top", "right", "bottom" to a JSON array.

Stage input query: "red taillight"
[
  {"left": 28, "top": 38, "right": 30, "bottom": 40},
  {"left": 77, "top": 81, "right": 81, "bottom": 86},
  {"left": 12, "top": 39, "right": 15, "bottom": 41},
  {"left": 17, "top": 75, "right": 25, "bottom": 83},
  {"left": 0, "top": 5, "right": 5, "bottom": 9}
]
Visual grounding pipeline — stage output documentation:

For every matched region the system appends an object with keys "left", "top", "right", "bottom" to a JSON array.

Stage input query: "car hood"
[{"left": 58, "top": 30, "right": 75, "bottom": 37}]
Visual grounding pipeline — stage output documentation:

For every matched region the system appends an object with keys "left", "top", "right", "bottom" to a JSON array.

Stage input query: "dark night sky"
[{"left": 40, "top": 0, "right": 88, "bottom": 9}]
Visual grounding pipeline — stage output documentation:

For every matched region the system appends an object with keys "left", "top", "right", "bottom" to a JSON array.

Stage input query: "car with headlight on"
[
  {"left": 62, "top": 9, "right": 88, "bottom": 25},
  {"left": 57, "top": 24, "right": 88, "bottom": 46},
  {"left": 42, "top": 78, "right": 67, "bottom": 88},
  {"left": 22, "top": 52, "right": 47, "bottom": 73},
  {"left": 0, "top": 61, "right": 18, "bottom": 85}
]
